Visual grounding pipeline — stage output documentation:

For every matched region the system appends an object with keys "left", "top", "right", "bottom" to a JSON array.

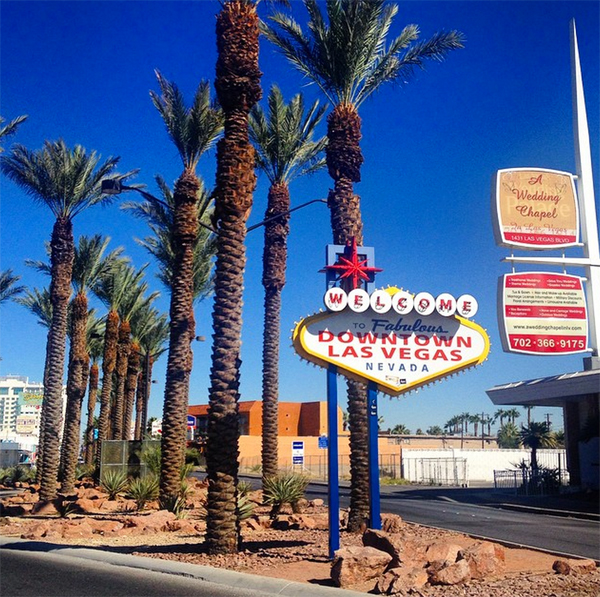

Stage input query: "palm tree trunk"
[
  {"left": 111, "top": 320, "right": 131, "bottom": 440},
  {"left": 59, "top": 292, "right": 89, "bottom": 494},
  {"left": 39, "top": 217, "right": 74, "bottom": 502},
  {"left": 261, "top": 183, "right": 290, "bottom": 482},
  {"left": 206, "top": 0, "right": 261, "bottom": 555},
  {"left": 159, "top": 169, "right": 199, "bottom": 506},
  {"left": 96, "top": 310, "right": 119, "bottom": 469},
  {"left": 84, "top": 362, "right": 99, "bottom": 465},
  {"left": 326, "top": 102, "right": 370, "bottom": 532},
  {"left": 123, "top": 342, "right": 141, "bottom": 441}
]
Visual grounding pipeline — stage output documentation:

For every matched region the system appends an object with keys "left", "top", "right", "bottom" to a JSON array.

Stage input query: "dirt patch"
[{"left": 1, "top": 481, "right": 598, "bottom": 596}]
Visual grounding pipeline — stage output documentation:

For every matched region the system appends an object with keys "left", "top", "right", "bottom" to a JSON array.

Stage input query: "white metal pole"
[{"left": 570, "top": 20, "right": 600, "bottom": 364}]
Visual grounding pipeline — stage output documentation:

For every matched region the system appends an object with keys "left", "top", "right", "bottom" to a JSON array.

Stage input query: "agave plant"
[
  {"left": 262, "top": 472, "right": 309, "bottom": 518},
  {"left": 100, "top": 469, "right": 129, "bottom": 500},
  {"left": 127, "top": 475, "right": 159, "bottom": 510}
]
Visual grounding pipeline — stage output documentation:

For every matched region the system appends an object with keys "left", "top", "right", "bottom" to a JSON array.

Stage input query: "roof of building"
[{"left": 486, "top": 367, "right": 600, "bottom": 407}]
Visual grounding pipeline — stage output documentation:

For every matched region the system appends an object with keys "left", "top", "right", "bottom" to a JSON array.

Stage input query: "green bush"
[
  {"left": 127, "top": 475, "right": 159, "bottom": 510},
  {"left": 100, "top": 469, "right": 129, "bottom": 499},
  {"left": 262, "top": 472, "right": 309, "bottom": 518},
  {"left": 141, "top": 445, "right": 161, "bottom": 477},
  {"left": 185, "top": 447, "right": 203, "bottom": 466},
  {"left": 76, "top": 464, "right": 96, "bottom": 480}
]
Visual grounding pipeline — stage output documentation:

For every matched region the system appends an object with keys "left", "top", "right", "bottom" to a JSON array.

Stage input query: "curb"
[
  {"left": 0, "top": 536, "right": 367, "bottom": 597},
  {"left": 494, "top": 502, "right": 600, "bottom": 522}
]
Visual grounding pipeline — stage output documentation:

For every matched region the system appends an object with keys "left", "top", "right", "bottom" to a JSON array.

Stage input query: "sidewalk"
[{"left": 0, "top": 536, "right": 366, "bottom": 597}]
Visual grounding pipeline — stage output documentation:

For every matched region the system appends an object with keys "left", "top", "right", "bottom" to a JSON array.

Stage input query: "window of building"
[
  {"left": 12, "top": 388, "right": 23, "bottom": 395},
  {"left": 0, "top": 388, "right": 9, "bottom": 395}
]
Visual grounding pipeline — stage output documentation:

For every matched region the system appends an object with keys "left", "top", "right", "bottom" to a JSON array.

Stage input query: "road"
[{"left": 301, "top": 482, "right": 600, "bottom": 561}]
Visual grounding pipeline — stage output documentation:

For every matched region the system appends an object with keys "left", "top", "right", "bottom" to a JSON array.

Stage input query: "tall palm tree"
[
  {"left": 522, "top": 405, "right": 534, "bottom": 426},
  {"left": 520, "top": 421, "right": 557, "bottom": 471},
  {"left": 111, "top": 271, "right": 158, "bottom": 441},
  {"left": 93, "top": 261, "right": 145, "bottom": 466},
  {"left": 493, "top": 408, "right": 508, "bottom": 428},
  {"left": 249, "top": 85, "right": 326, "bottom": 483},
  {"left": 16, "top": 286, "right": 52, "bottom": 483},
  {"left": 60, "top": 237, "right": 123, "bottom": 488},
  {"left": 84, "top": 320, "right": 104, "bottom": 465},
  {"left": 0, "top": 269, "right": 25, "bottom": 303},
  {"left": 135, "top": 314, "right": 169, "bottom": 441},
  {"left": 150, "top": 71, "right": 222, "bottom": 510},
  {"left": 469, "top": 413, "right": 481, "bottom": 437},
  {"left": 123, "top": 303, "right": 163, "bottom": 440},
  {"left": 206, "top": 0, "right": 263, "bottom": 555},
  {"left": 0, "top": 114, "right": 27, "bottom": 152},
  {"left": 0, "top": 139, "right": 133, "bottom": 501},
  {"left": 122, "top": 174, "right": 216, "bottom": 300},
  {"left": 28, "top": 235, "right": 125, "bottom": 492},
  {"left": 505, "top": 407, "right": 521, "bottom": 426},
  {"left": 263, "top": 0, "right": 464, "bottom": 531}
]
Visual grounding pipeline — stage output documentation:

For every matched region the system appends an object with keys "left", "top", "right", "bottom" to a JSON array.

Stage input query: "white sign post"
[{"left": 496, "top": 21, "right": 599, "bottom": 366}]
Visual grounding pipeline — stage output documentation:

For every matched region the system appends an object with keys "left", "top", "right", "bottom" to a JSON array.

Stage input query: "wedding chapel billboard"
[
  {"left": 493, "top": 168, "right": 579, "bottom": 249},
  {"left": 498, "top": 272, "right": 588, "bottom": 355}
]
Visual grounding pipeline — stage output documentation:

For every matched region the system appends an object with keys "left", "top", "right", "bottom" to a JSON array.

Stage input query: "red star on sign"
[{"left": 324, "top": 238, "right": 382, "bottom": 291}]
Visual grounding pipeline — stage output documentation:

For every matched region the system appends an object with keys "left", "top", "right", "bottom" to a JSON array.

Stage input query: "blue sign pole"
[
  {"left": 368, "top": 381, "right": 381, "bottom": 530},
  {"left": 327, "top": 363, "right": 340, "bottom": 559}
]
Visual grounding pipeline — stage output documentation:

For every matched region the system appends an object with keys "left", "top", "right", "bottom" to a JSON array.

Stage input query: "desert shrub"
[
  {"left": 127, "top": 475, "right": 159, "bottom": 510},
  {"left": 237, "top": 480, "right": 253, "bottom": 496},
  {"left": 76, "top": 464, "right": 96, "bottom": 480},
  {"left": 237, "top": 493, "right": 255, "bottom": 521},
  {"left": 263, "top": 472, "right": 309, "bottom": 518},
  {"left": 100, "top": 469, "right": 129, "bottom": 499}
]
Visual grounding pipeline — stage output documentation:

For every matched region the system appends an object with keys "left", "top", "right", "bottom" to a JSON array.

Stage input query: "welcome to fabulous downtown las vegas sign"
[{"left": 292, "top": 240, "right": 490, "bottom": 397}]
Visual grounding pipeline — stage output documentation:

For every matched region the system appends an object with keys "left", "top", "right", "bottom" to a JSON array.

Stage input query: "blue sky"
[{"left": 1, "top": 1, "right": 598, "bottom": 433}]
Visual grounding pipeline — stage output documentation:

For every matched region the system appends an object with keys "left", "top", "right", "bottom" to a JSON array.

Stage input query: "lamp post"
[{"left": 101, "top": 179, "right": 326, "bottom": 235}]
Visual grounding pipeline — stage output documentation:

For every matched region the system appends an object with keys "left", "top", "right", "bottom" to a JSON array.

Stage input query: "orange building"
[{"left": 188, "top": 400, "right": 343, "bottom": 438}]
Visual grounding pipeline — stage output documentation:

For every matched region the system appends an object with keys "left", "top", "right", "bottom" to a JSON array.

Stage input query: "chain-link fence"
[
  {"left": 401, "top": 457, "right": 468, "bottom": 486},
  {"left": 100, "top": 439, "right": 160, "bottom": 479}
]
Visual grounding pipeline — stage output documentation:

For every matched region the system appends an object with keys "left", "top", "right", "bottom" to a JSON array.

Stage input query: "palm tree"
[
  {"left": 93, "top": 261, "right": 145, "bottom": 465},
  {"left": 111, "top": 271, "right": 158, "bottom": 441},
  {"left": 16, "top": 286, "right": 52, "bottom": 483},
  {"left": 249, "top": 85, "right": 326, "bottom": 483},
  {"left": 0, "top": 114, "right": 27, "bottom": 152},
  {"left": 263, "top": 0, "right": 464, "bottom": 531},
  {"left": 0, "top": 269, "right": 25, "bottom": 303},
  {"left": 122, "top": 174, "right": 216, "bottom": 299},
  {"left": 150, "top": 71, "right": 222, "bottom": 510},
  {"left": 135, "top": 314, "right": 169, "bottom": 441},
  {"left": 205, "top": 0, "right": 263, "bottom": 555},
  {"left": 520, "top": 421, "right": 557, "bottom": 471},
  {"left": 28, "top": 235, "right": 124, "bottom": 493},
  {"left": 123, "top": 304, "right": 163, "bottom": 440},
  {"left": 426, "top": 425, "right": 443, "bottom": 436},
  {"left": 391, "top": 423, "right": 410, "bottom": 435},
  {"left": 522, "top": 405, "right": 534, "bottom": 426},
  {"left": 0, "top": 139, "right": 133, "bottom": 501},
  {"left": 469, "top": 414, "right": 481, "bottom": 437},
  {"left": 505, "top": 408, "right": 521, "bottom": 426},
  {"left": 493, "top": 408, "right": 508, "bottom": 428},
  {"left": 84, "top": 321, "right": 104, "bottom": 465},
  {"left": 497, "top": 422, "right": 520, "bottom": 449}
]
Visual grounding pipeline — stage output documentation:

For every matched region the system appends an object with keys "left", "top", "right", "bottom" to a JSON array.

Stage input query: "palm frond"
[
  {"left": 0, "top": 139, "right": 138, "bottom": 220},
  {"left": 150, "top": 71, "right": 223, "bottom": 170},
  {"left": 249, "top": 84, "right": 327, "bottom": 184},
  {"left": 0, "top": 114, "right": 28, "bottom": 152},
  {"left": 16, "top": 287, "right": 52, "bottom": 327},
  {"left": 263, "top": 0, "right": 464, "bottom": 108},
  {"left": 0, "top": 269, "right": 26, "bottom": 304}
]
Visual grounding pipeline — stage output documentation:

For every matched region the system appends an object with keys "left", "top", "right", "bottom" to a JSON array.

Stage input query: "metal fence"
[
  {"left": 239, "top": 453, "right": 403, "bottom": 481},
  {"left": 401, "top": 457, "right": 468, "bottom": 487},
  {"left": 100, "top": 439, "right": 160, "bottom": 479},
  {"left": 493, "top": 450, "right": 570, "bottom": 495}
]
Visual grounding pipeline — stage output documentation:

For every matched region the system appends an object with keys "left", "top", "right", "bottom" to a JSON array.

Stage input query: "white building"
[{"left": 0, "top": 375, "right": 66, "bottom": 451}]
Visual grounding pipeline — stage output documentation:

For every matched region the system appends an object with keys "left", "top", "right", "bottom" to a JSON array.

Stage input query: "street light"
[
  {"left": 102, "top": 179, "right": 219, "bottom": 235},
  {"left": 101, "top": 179, "right": 327, "bottom": 235}
]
